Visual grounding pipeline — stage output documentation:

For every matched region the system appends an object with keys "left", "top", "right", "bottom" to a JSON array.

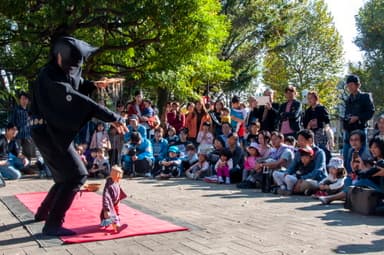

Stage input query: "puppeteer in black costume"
[{"left": 30, "top": 36, "right": 127, "bottom": 236}]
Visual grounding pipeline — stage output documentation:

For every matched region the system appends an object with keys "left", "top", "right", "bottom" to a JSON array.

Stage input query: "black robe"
[{"left": 30, "top": 38, "right": 121, "bottom": 183}]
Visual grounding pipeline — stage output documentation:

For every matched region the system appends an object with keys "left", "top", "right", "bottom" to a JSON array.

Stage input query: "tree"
[
  {"left": 0, "top": 0, "right": 230, "bottom": 114},
  {"left": 263, "top": 0, "right": 344, "bottom": 109},
  {"left": 355, "top": 0, "right": 384, "bottom": 113},
  {"left": 218, "top": 0, "right": 301, "bottom": 94}
]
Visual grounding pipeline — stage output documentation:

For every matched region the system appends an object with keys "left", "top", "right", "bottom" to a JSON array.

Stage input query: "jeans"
[
  {"left": 0, "top": 164, "right": 21, "bottom": 180},
  {"left": 353, "top": 179, "right": 384, "bottom": 193}
]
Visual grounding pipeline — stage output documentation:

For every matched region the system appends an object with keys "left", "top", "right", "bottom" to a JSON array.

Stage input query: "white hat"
[
  {"left": 327, "top": 157, "right": 344, "bottom": 169},
  {"left": 248, "top": 142, "right": 259, "bottom": 150}
]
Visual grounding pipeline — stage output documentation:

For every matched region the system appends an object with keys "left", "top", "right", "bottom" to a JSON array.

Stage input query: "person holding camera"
[
  {"left": 121, "top": 131, "right": 154, "bottom": 177},
  {"left": 342, "top": 74, "right": 375, "bottom": 164}
]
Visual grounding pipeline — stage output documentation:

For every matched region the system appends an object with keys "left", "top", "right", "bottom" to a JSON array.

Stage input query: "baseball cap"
[
  {"left": 327, "top": 157, "right": 344, "bottom": 169},
  {"left": 168, "top": 146, "right": 180, "bottom": 153},
  {"left": 299, "top": 146, "right": 314, "bottom": 157},
  {"left": 128, "top": 114, "right": 139, "bottom": 120},
  {"left": 248, "top": 142, "right": 259, "bottom": 150}
]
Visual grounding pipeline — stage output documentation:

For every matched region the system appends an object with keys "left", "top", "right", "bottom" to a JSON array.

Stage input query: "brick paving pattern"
[{"left": 1, "top": 177, "right": 383, "bottom": 255}]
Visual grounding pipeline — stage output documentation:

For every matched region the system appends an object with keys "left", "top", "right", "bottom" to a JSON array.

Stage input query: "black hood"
[{"left": 51, "top": 36, "right": 98, "bottom": 88}]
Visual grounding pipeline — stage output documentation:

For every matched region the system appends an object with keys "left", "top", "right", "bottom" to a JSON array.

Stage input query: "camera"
[{"left": 128, "top": 148, "right": 137, "bottom": 157}]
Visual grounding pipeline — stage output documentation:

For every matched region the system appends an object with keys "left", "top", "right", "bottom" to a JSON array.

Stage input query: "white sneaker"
[
  {"left": 186, "top": 172, "right": 194, "bottom": 179},
  {"left": 218, "top": 176, "right": 224, "bottom": 184},
  {"left": 225, "top": 177, "right": 231, "bottom": 184},
  {"left": 145, "top": 172, "right": 152, "bottom": 178}
]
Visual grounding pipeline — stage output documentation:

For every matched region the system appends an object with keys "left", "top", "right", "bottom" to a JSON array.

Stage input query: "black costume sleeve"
[
  {"left": 78, "top": 79, "right": 97, "bottom": 96},
  {"left": 42, "top": 80, "right": 119, "bottom": 133}
]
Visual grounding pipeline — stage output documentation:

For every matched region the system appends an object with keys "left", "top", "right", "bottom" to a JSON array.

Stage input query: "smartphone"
[{"left": 352, "top": 151, "right": 359, "bottom": 160}]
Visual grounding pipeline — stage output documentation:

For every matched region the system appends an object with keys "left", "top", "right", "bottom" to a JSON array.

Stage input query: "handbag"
[
  {"left": 314, "top": 128, "right": 328, "bottom": 148},
  {"left": 346, "top": 186, "right": 383, "bottom": 215},
  {"left": 261, "top": 167, "right": 273, "bottom": 193}
]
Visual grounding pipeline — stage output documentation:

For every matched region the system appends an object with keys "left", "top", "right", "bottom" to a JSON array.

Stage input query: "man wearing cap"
[
  {"left": 121, "top": 131, "right": 154, "bottom": 177},
  {"left": 30, "top": 36, "right": 127, "bottom": 236},
  {"left": 123, "top": 114, "right": 147, "bottom": 142},
  {"left": 273, "top": 129, "right": 327, "bottom": 195},
  {"left": 342, "top": 74, "right": 375, "bottom": 163}
]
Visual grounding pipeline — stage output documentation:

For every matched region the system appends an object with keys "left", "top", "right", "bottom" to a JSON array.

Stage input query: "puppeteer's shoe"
[
  {"left": 42, "top": 225, "right": 76, "bottom": 236},
  {"left": 34, "top": 208, "right": 48, "bottom": 222}
]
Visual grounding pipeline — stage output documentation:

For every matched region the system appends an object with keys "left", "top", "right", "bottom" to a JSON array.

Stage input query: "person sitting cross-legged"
[
  {"left": 121, "top": 131, "right": 154, "bottom": 177},
  {"left": 0, "top": 123, "right": 29, "bottom": 180},
  {"left": 156, "top": 146, "right": 182, "bottom": 180},
  {"left": 273, "top": 129, "right": 327, "bottom": 196},
  {"left": 238, "top": 131, "right": 294, "bottom": 189}
]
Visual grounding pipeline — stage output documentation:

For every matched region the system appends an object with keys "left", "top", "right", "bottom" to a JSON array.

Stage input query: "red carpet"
[{"left": 16, "top": 192, "right": 188, "bottom": 244}]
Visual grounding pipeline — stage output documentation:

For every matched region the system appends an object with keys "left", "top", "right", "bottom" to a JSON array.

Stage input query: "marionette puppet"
[{"left": 100, "top": 165, "right": 127, "bottom": 232}]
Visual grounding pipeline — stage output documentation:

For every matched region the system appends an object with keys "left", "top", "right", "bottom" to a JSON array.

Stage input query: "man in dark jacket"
[
  {"left": 30, "top": 36, "right": 127, "bottom": 236},
  {"left": 278, "top": 85, "right": 302, "bottom": 138},
  {"left": 342, "top": 74, "right": 375, "bottom": 163}
]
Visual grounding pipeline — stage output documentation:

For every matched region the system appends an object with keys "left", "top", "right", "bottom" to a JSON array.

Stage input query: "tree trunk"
[{"left": 157, "top": 87, "right": 169, "bottom": 126}]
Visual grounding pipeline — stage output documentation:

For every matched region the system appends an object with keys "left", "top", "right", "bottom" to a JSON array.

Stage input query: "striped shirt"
[{"left": 9, "top": 105, "right": 31, "bottom": 139}]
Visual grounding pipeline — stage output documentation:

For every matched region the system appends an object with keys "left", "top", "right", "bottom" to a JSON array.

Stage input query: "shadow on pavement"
[
  {"left": 296, "top": 201, "right": 345, "bottom": 211},
  {"left": 263, "top": 196, "right": 314, "bottom": 203},
  {"left": 315, "top": 209, "right": 384, "bottom": 227},
  {"left": 333, "top": 239, "right": 384, "bottom": 254},
  {"left": 0, "top": 219, "right": 35, "bottom": 232}
]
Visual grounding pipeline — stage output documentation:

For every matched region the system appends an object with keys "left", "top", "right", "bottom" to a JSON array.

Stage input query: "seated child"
[
  {"left": 313, "top": 157, "right": 346, "bottom": 198},
  {"left": 157, "top": 146, "right": 182, "bottom": 179},
  {"left": 166, "top": 126, "right": 179, "bottom": 146},
  {"left": 196, "top": 121, "right": 214, "bottom": 152},
  {"left": 89, "top": 148, "right": 110, "bottom": 178},
  {"left": 86, "top": 148, "right": 97, "bottom": 170},
  {"left": 214, "top": 149, "right": 233, "bottom": 184},
  {"left": 100, "top": 165, "right": 127, "bottom": 232},
  {"left": 273, "top": 146, "right": 315, "bottom": 196},
  {"left": 181, "top": 144, "right": 198, "bottom": 172},
  {"left": 151, "top": 127, "right": 169, "bottom": 176},
  {"left": 76, "top": 144, "right": 88, "bottom": 167},
  {"left": 185, "top": 151, "right": 210, "bottom": 180},
  {"left": 242, "top": 142, "right": 261, "bottom": 182}
]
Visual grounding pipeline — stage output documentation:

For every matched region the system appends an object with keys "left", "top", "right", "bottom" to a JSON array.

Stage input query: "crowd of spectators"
[{"left": 1, "top": 75, "right": 383, "bottom": 212}]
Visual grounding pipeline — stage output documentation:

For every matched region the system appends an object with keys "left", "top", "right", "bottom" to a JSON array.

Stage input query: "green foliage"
[
  {"left": 355, "top": 0, "right": 384, "bottom": 113},
  {"left": 219, "top": 0, "right": 301, "bottom": 93},
  {"left": 0, "top": 0, "right": 230, "bottom": 108},
  {"left": 262, "top": 0, "right": 344, "bottom": 109}
]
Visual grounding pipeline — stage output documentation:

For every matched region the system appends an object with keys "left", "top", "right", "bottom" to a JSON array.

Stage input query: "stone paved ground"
[{"left": 1, "top": 177, "right": 383, "bottom": 255}]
